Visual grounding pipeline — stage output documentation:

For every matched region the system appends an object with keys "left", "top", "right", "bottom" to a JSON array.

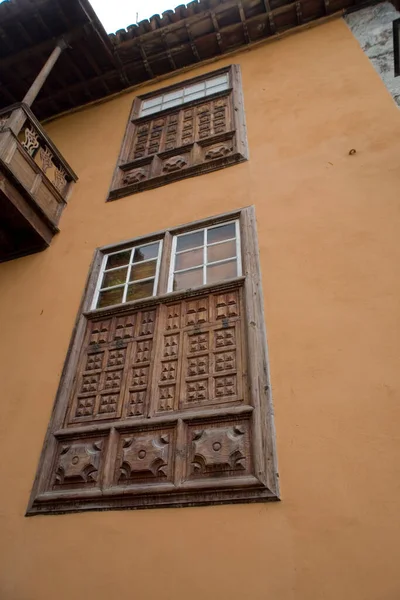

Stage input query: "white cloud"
[{"left": 90, "top": 0, "right": 179, "bottom": 33}]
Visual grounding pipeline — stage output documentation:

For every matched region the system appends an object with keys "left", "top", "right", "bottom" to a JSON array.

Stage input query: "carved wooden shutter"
[
  {"left": 28, "top": 208, "right": 279, "bottom": 514},
  {"left": 108, "top": 65, "right": 248, "bottom": 200}
]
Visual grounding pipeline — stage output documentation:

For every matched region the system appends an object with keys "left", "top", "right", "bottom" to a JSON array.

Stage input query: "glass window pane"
[
  {"left": 140, "top": 107, "right": 156, "bottom": 117},
  {"left": 185, "top": 82, "right": 205, "bottom": 95},
  {"left": 162, "top": 98, "right": 183, "bottom": 110},
  {"left": 142, "top": 96, "right": 162, "bottom": 109},
  {"left": 207, "top": 260, "right": 237, "bottom": 284},
  {"left": 206, "top": 83, "right": 229, "bottom": 95},
  {"left": 101, "top": 267, "right": 128, "bottom": 288},
  {"left": 184, "top": 90, "right": 206, "bottom": 102},
  {"left": 97, "top": 287, "right": 124, "bottom": 308},
  {"left": 207, "top": 223, "right": 236, "bottom": 244},
  {"left": 133, "top": 243, "right": 159, "bottom": 262},
  {"left": 106, "top": 250, "right": 131, "bottom": 270},
  {"left": 173, "top": 268, "right": 203, "bottom": 291},
  {"left": 206, "top": 74, "right": 228, "bottom": 89},
  {"left": 176, "top": 230, "right": 204, "bottom": 252},
  {"left": 207, "top": 240, "right": 236, "bottom": 263},
  {"left": 126, "top": 280, "right": 154, "bottom": 301},
  {"left": 130, "top": 260, "right": 157, "bottom": 281},
  {"left": 163, "top": 90, "right": 183, "bottom": 102},
  {"left": 175, "top": 248, "right": 203, "bottom": 271}
]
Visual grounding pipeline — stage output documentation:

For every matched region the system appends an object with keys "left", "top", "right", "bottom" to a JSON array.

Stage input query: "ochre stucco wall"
[{"left": 1, "top": 17, "right": 400, "bottom": 600}]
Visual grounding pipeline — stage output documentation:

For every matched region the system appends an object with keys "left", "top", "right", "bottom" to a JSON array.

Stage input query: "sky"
[{"left": 90, "top": 0, "right": 178, "bottom": 33}]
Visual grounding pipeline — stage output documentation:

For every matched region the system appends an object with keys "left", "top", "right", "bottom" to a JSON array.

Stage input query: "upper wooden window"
[
  {"left": 108, "top": 66, "right": 248, "bottom": 200},
  {"left": 27, "top": 207, "right": 279, "bottom": 515}
]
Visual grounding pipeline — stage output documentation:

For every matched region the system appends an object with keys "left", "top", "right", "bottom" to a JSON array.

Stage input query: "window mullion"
[
  {"left": 203, "top": 228, "right": 207, "bottom": 285},
  {"left": 167, "top": 234, "right": 177, "bottom": 293},
  {"left": 92, "top": 252, "right": 108, "bottom": 310},
  {"left": 153, "top": 239, "right": 163, "bottom": 296},
  {"left": 236, "top": 219, "right": 243, "bottom": 276},
  {"left": 123, "top": 248, "right": 135, "bottom": 303}
]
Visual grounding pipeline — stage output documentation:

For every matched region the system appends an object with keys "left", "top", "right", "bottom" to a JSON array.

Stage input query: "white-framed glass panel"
[
  {"left": 168, "top": 220, "right": 242, "bottom": 292},
  {"left": 140, "top": 73, "right": 230, "bottom": 117},
  {"left": 92, "top": 240, "right": 163, "bottom": 309}
]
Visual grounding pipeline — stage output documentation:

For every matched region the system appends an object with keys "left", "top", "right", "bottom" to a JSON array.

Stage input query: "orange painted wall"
[{"left": 1, "top": 17, "right": 400, "bottom": 600}]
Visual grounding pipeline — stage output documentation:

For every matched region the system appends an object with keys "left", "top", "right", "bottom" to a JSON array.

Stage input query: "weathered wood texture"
[
  {"left": 0, "top": 103, "right": 77, "bottom": 262},
  {"left": 0, "top": 0, "right": 371, "bottom": 121},
  {"left": 27, "top": 207, "right": 279, "bottom": 515},
  {"left": 108, "top": 66, "right": 248, "bottom": 199}
]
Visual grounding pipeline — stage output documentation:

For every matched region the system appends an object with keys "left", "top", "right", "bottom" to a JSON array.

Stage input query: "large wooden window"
[
  {"left": 27, "top": 207, "right": 279, "bottom": 515},
  {"left": 107, "top": 65, "right": 248, "bottom": 200}
]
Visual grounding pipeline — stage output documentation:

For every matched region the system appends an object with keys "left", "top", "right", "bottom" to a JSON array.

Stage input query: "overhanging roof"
[{"left": 0, "top": 0, "right": 374, "bottom": 120}]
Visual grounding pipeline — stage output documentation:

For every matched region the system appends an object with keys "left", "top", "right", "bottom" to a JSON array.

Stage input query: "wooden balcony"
[{"left": 0, "top": 103, "right": 77, "bottom": 262}]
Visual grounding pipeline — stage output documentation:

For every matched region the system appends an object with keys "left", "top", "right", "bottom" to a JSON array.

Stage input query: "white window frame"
[
  {"left": 167, "top": 220, "right": 242, "bottom": 293},
  {"left": 92, "top": 240, "right": 163, "bottom": 310},
  {"left": 140, "top": 73, "right": 230, "bottom": 117}
]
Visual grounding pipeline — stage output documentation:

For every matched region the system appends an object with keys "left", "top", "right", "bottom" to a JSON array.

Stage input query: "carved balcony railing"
[{"left": 0, "top": 103, "right": 77, "bottom": 262}]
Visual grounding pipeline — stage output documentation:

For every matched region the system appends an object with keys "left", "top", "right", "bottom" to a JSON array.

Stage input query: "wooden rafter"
[
  {"left": 210, "top": 11, "right": 224, "bottom": 53},
  {"left": 238, "top": 3, "right": 251, "bottom": 44},
  {"left": 137, "top": 41, "right": 154, "bottom": 79},
  {"left": 262, "top": 0, "right": 277, "bottom": 33},
  {"left": 296, "top": 0, "right": 303, "bottom": 24},
  {"left": 186, "top": 23, "right": 201, "bottom": 61},
  {"left": 161, "top": 30, "right": 177, "bottom": 69}
]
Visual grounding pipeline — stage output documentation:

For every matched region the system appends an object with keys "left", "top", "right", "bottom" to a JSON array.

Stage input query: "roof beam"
[
  {"left": 186, "top": 23, "right": 201, "bottom": 61},
  {"left": 161, "top": 31, "right": 177, "bottom": 69},
  {"left": 137, "top": 41, "right": 154, "bottom": 78},
  {"left": 238, "top": 3, "right": 251, "bottom": 44},
  {"left": 262, "top": 0, "right": 276, "bottom": 33},
  {"left": 296, "top": 1, "right": 303, "bottom": 24},
  {"left": 210, "top": 11, "right": 224, "bottom": 53}
]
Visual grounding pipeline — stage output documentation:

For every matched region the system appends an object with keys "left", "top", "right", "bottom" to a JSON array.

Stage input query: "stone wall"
[{"left": 345, "top": 2, "right": 400, "bottom": 106}]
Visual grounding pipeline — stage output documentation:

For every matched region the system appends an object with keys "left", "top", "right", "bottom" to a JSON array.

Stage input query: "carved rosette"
[
  {"left": 123, "top": 168, "right": 147, "bottom": 185},
  {"left": 205, "top": 143, "right": 232, "bottom": 160},
  {"left": 117, "top": 430, "right": 172, "bottom": 483},
  {"left": 53, "top": 439, "right": 104, "bottom": 488},
  {"left": 163, "top": 155, "right": 187, "bottom": 173},
  {"left": 190, "top": 423, "right": 248, "bottom": 476}
]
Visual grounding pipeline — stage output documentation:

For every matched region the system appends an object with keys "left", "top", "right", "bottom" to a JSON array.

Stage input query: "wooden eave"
[{"left": 0, "top": 0, "right": 381, "bottom": 121}]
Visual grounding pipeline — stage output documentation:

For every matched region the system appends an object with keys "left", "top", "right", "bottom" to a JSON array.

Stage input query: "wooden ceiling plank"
[
  {"left": 34, "top": 71, "right": 121, "bottom": 110},
  {"left": 0, "top": 83, "right": 18, "bottom": 105}
]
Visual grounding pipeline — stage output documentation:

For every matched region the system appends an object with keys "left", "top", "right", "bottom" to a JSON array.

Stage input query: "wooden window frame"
[
  {"left": 27, "top": 206, "right": 279, "bottom": 515},
  {"left": 107, "top": 65, "right": 248, "bottom": 200}
]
